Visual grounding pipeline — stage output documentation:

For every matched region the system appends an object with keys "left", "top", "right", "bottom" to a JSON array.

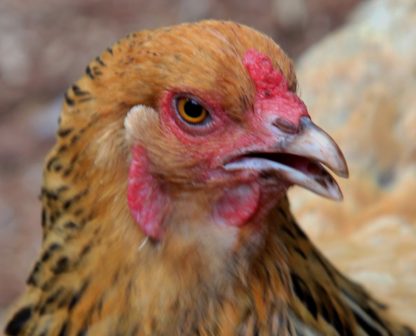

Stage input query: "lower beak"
[{"left": 224, "top": 117, "right": 349, "bottom": 201}]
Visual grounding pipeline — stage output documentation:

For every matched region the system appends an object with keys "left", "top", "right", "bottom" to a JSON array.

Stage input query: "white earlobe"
[{"left": 124, "top": 104, "right": 159, "bottom": 144}]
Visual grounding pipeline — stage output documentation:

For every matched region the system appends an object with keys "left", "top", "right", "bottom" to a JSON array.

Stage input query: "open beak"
[{"left": 224, "top": 117, "right": 349, "bottom": 201}]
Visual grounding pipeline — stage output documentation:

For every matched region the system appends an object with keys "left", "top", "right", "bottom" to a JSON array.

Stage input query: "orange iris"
[{"left": 176, "top": 97, "right": 208, "bottom": 124}]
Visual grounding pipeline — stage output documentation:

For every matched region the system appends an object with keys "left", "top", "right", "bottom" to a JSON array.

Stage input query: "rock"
[{"left": 292, "top": 0, "right": 416, "bottom": 327}]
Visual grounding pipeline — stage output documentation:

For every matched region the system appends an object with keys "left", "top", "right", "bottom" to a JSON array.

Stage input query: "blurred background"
[{"left": 1, "top": 0, "right": 415, "bottom": 328}]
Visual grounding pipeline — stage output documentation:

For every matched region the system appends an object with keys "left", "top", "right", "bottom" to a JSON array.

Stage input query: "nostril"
[{"left": 272, "top": 118, "right": 298, "bottom": 134}]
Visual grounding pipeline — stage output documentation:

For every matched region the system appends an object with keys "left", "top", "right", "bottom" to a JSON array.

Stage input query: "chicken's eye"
[{"left": 176, "top": 97, "right": 209, "bottom": 125}]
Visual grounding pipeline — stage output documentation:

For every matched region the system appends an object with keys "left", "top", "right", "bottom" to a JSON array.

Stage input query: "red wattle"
[
  {"left": 212, "top": 183, "right": 260, "bottom": 227},
  {"left": 127, "top": 146, "right": 168, "bottom": 240}
]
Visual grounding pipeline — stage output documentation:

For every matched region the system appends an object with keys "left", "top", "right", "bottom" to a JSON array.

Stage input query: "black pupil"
[{"left": 184, "top": 99, "right": 204, "bottom": 118}]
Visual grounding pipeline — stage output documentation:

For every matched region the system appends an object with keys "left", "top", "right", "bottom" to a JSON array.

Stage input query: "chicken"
[{"left": 4, "top": 20, "right": 414, "bottom": 336}]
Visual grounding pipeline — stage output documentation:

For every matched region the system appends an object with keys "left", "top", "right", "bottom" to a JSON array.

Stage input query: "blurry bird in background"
[{"left": 4, "top": 20, "right": 414, "bottom": 335}]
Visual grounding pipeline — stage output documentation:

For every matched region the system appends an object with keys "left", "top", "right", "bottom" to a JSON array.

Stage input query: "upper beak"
[{"left": 224, "top": 117, "right": 349, "bottom": 201}]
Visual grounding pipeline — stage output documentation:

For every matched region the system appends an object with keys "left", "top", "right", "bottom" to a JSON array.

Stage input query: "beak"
[{"left": 224, "top": 117, "right": 349, "bottom": 201}]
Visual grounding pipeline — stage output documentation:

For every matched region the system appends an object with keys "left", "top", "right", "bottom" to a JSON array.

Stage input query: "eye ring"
[{"left": 175, "top": 96, "right": 210, "bottom": 125}]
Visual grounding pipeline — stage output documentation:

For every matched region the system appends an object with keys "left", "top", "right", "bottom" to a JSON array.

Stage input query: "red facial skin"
[{"left": 127, "top": 49, "right": 310, "bottom": 239}]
